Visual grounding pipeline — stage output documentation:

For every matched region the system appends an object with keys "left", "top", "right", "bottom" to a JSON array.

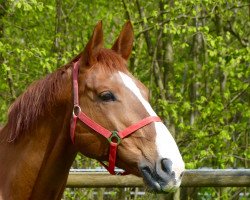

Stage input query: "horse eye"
[{"left": 99, "top": 91, "right": 116, "bottom": 102}]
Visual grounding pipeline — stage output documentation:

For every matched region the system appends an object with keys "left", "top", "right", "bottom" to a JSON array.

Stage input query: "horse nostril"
[{"left": 161, "top": 158, "right": 173, "bottom": 175}]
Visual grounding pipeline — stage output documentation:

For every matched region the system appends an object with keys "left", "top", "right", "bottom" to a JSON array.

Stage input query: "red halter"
[{"left": 70, "top": 61, "right": 161, "bottom": 175}]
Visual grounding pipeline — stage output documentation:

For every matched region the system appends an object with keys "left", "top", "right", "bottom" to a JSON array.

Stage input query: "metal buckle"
[
  {"left": 108, "top": 131, "right": 121, "bottom": 144},
  {"left": 73, "top": 105, "right": 81, "bottom": 117}
]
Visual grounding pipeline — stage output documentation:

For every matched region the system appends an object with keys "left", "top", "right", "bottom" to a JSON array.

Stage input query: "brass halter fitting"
[{"left": 108, "top": 131, "right": 121, "bottom": 144}]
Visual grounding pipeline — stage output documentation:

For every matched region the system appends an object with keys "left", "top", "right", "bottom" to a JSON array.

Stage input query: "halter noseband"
[{"left": 70, "top": 61, "right": 161, "bottom": 175}]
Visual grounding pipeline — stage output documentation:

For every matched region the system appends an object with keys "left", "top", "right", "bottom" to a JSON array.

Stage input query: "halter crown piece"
[{"left": 70, "top": 61, "right": 161, "bottom": 175}]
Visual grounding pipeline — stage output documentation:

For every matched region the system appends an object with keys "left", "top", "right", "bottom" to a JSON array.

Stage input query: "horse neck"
[
  {"left": 29, "top": 107, "right": 77, "bottom": 200},
  {"left": 0, "top": 77, "right": 77, "bottom": 200}
]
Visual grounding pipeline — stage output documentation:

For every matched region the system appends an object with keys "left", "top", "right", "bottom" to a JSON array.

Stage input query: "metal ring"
[
  {"left": 73, "top": 105, "right": 81, "bottom": 117},
  {"left": 108, "top": 131, "right": 121, "bottom": 144}
]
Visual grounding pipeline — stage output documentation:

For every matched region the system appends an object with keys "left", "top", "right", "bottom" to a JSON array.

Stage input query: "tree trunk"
[
  {"left": 135, "top": 0, "right": 166, "bottom": 101},
  {"left": 53, "top": 0, "right": 64, "bottom": 68},
  {"left": 190, "top": 5, "right": 203, "bottom": 125},
  {"left": 0, "top": 1, "right": 16, "bottom": 100}
]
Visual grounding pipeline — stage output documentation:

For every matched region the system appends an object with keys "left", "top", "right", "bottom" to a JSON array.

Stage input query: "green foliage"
[{"left": 0, "top": 0, "right": 249, "bottom": 199}]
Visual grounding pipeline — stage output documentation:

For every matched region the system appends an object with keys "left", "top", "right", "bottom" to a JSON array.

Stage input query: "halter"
[{"left": 70, "top": 60, "right": 161, "bottom": 175}]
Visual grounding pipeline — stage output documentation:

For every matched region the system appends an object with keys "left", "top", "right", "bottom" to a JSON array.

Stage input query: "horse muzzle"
[{"left": 139, "top": 158, "right": 184, "bottom": 193}]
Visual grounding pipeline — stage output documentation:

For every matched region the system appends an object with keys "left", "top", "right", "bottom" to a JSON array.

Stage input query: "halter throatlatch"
[{"left": 70, "top": 61, "right": 161, "bottom": 175}]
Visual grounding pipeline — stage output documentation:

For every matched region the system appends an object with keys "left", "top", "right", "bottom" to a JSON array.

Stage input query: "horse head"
[{"left": 72, "top": 21, "right": 185, "bottom": 193}]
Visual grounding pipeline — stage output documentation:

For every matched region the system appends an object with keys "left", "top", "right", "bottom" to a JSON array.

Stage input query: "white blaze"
[{"left": 118, "top": 71, "right": 185, "bottom": 180}]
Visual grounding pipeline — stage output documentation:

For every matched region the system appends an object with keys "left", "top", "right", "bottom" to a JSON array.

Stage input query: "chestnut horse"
[{"left": 0, "top": 21, "right": 184, "bottom": 200}]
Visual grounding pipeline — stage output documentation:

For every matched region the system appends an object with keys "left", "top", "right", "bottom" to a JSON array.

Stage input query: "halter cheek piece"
[{"left": 70, "top": 61, "right": 161, "bottom": 175}]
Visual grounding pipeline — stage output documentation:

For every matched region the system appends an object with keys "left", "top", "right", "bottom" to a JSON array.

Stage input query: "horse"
[{"left": 0, "top": 21, "right": 185, "bottom": 200}]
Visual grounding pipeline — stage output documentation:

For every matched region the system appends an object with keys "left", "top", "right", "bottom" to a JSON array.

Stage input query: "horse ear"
[
  {"left": 111, "top": 21, "right": 134, "bottom": 60},
  {"left": 81, "top": 21, "right": 103, "bottom": 67}
]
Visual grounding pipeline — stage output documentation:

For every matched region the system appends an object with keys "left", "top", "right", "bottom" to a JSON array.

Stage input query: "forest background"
[{"left": 0, "top": 0, "right": 249, "bottom": 199}]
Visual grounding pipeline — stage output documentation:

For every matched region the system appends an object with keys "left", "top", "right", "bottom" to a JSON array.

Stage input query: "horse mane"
[
  {"left": 1, "top": 66, "right": 68, "bottom": 142},
  {"left": 0, "top": 48, "right": 127, "bottom": 142}
]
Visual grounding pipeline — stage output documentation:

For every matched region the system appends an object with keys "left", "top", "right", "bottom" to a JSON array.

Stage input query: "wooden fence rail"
[{"left": 66, "top": 169, "right": 250, "bottom": 188}]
